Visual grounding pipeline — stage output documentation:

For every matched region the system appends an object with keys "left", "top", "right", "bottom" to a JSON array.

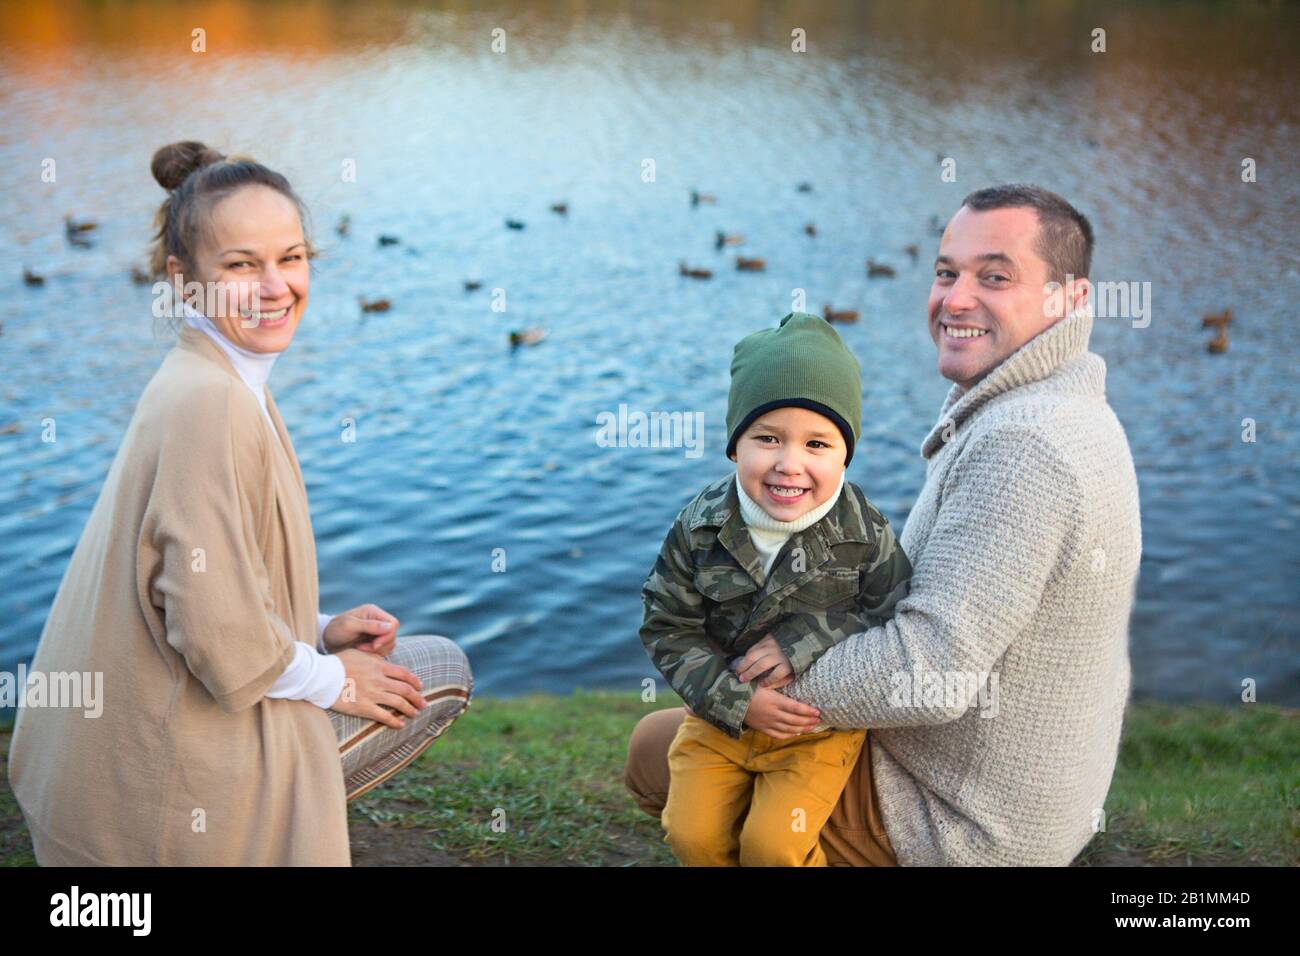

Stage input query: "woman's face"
[
  {"left": 730, "top": 406, "right": 847, "bottom": 521},
  {"left": 169, "top": 184, "right": 309, "bottom": 353}
]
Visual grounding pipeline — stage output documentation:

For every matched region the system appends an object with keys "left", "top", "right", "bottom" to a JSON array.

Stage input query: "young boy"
[{"left": 639, "top": 311, "right": 912, "bottom": 866}]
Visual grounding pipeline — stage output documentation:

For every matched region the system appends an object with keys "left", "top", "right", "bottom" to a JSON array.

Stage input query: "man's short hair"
[{"left": 960, "top": 184, "right": 1094, "bottom": 283}]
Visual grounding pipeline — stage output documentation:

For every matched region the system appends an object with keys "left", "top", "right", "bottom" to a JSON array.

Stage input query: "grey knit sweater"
[{"left": 784, "top": 306, "right": 1141, "bottom": 866}]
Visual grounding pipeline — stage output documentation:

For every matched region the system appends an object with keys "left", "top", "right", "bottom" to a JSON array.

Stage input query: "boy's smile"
[
  {"left": 764, "top": 481, "right": 810, "bottom": 505},
  {"left": 730, "top": 406, "right": 847, "bottom": 521}
]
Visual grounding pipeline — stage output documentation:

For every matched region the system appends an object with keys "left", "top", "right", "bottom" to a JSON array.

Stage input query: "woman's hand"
[
  {"left": 742, "top": 685, "right": 822, "bottom": 739},
  {"left": 735, "top": 634, "right": 794, "bottom": 687},
  {"left": 322, "top": 604, "right": 399, "bottom": 655},
  {"left": 330, "top": 648, "right": 426, "bottom": 729}
]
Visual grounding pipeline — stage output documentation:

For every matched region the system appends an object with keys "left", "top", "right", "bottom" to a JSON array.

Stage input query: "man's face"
[{"left": 927, "top": 205, "right": 1080, "bottom": 391}]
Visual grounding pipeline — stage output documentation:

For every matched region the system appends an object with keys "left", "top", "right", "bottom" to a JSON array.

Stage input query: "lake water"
[{"left": 2, "top": 1, "right": 1297, "bottom": 709}]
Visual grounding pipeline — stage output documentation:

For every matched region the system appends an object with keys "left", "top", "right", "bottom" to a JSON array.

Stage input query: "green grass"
[
  {"left": 1074, "top": 702, "right": 1299, "bottom": 866},
  {"left": 344, "top": 690, "right": 680, "bottom": 866},
  {"left": 1, "top": 695, "right": 1295, "bottom": 866},
  {"left": 0, "top": 745, "right": 35, "bottom": 867}
]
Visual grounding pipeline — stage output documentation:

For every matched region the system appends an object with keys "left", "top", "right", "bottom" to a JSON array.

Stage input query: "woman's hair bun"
[{"left": 150, "top": 141, "right": 226, "bottom": 191}]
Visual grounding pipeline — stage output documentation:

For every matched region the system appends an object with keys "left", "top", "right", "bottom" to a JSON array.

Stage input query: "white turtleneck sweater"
[
  {"left": 181, "top": 302, "right": 346, "bottom": 710},
  {"left": 734, "top": 469, "right": 847, "bottom": 579}
]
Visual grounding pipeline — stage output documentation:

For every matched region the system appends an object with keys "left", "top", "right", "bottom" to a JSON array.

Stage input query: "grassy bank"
[{"left": 1, "top": 695, "right": 1295, "bottom": 866}]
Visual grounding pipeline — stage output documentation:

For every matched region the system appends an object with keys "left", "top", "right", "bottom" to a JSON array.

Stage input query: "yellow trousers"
[{"left": 661, "top": 713, "right": 867, "bottom": 866}]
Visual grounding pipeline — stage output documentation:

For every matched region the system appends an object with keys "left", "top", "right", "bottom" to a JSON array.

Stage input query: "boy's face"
[{"left": 729, "top": 406, "right": 848, "bottom": 521}]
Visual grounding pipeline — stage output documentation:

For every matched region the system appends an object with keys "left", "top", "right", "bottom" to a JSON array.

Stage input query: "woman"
[{"left": 7, "top": 141, "right": 472, "bottom": 865}]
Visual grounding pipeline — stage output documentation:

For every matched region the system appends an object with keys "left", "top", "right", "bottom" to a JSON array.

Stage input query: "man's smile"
[{"left": 941, "top": 319, "right": 990, "bottom": 342}]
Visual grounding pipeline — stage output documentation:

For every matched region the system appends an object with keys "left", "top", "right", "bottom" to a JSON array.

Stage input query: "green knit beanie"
[{"left": 726, "top": 312, "right": 863, "bottom": 465}]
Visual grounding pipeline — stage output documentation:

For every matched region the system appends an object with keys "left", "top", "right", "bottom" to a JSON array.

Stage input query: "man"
[{"left": 624, "top": 184, "right": 1141, "bottom": 866}]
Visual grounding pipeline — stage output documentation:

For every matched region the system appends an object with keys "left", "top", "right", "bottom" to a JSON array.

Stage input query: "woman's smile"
[{"left": 240, "top": 302, "right": 294, "bottom": 328}]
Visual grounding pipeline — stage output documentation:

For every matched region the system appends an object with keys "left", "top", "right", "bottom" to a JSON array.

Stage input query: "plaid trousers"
[{"left": 328, "top": 634, "right": 473, "bottom": 801}]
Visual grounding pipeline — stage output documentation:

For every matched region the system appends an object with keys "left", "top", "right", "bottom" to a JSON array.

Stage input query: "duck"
[
  {"left": 796, "top": 181, "right": 813, "bottom": 193},
  {"left": 505, "top": 219, "right": 526, "bottom": 230},
  {"left": 377, "top": 234, "right": 400, "bottom": 246},
  {"left": 1201, "top": 308, "right": 1233, "bottom": 329},
  {"left": 358, "top": 297, "right": 391, "bottom": 313},
  {"left": 804, "top": 223, "right": 817, "bottom": 237},
  {"left": 336, "top": 214, "right": 351, "bottom": 237},
  {"left": 23, "top": 267, "right": 45, "bottom": 287},
  {"left": 823, "top": 305, "right": 859, "bottom": 324},
  {"left": 1207, "top": 328, "right": 1229, "bottom": 354},
  {"left": 690, "top": 190, "right": 716, "bottom": 207},
  {"left": 679, "top": 262, "right": 713, "bottom": 280},
  {"left": 550, "top": 202, "right": 568, "bottom": 216},
  {"left": 509, "top": 327, "right": 547, "bottom": 347},
  {"left": 64, "top": 214, "right": 98, "bottom": 236},
  {"left": 735, "top": 257, "right": 766, "bottom": 272},
  {"left": 464, "top": 279, "right": 483, "bottom": 292},
  {"left": 130, "top": 266, "right": 151, "bottom": 285},
  {"left": 715, "top": 231, "right": 744, "bottom": 250},
  {"left": 904, "top": 243, "right": 919, "bottom": 263},
  {"left": 866, "top": 258, "right": 896, "bottom": 278}
]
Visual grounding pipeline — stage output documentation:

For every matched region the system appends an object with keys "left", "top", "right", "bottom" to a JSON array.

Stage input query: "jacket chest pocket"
[
  {"left": 694, "top": 566, "right": 757, "bottom": 604},
  {"left": 695, "top": 567, "right": 758, "bottom": 639},
  {"left": 787, "top": 568, "right": 860, "bottom": 611}
]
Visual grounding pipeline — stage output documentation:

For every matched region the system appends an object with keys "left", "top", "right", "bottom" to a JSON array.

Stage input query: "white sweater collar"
[
  {"left": 735, "top": 469, "right": 846, "bottom": 537},
  {"left": 180, "top": 300, "right": 280, "bottom": 395}
]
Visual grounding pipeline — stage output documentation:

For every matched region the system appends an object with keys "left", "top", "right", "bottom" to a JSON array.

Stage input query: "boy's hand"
[
  {"left": 735, "top": 634, "right": 793, "bottom": 687},
  {"left": 743, "top": 685, "right": 822, "bottom": 739}
]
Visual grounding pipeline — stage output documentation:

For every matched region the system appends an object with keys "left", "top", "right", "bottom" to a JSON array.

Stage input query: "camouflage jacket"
[{"left": 639, "top": 472, "right": 912, "bottom": 739}]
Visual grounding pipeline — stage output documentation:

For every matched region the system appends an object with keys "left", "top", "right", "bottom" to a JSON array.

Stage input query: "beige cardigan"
[{"left": 7, "top": 324, "right": 350, "bottom": 865}]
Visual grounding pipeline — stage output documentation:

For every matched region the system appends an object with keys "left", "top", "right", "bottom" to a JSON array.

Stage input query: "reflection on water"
[{"left": 1, "top": 1, "right": 1297, "bottom": 707}]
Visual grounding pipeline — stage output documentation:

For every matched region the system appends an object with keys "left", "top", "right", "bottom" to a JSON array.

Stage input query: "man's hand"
[
  {"left": 322, "top": 603, "right": 399, "bottom": 655},
  {"left": 735, "top": 634, "right": 793, "bottom": 687},
  {"left": 743, "top": 685, "right": 822, "bottom": 739}
]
